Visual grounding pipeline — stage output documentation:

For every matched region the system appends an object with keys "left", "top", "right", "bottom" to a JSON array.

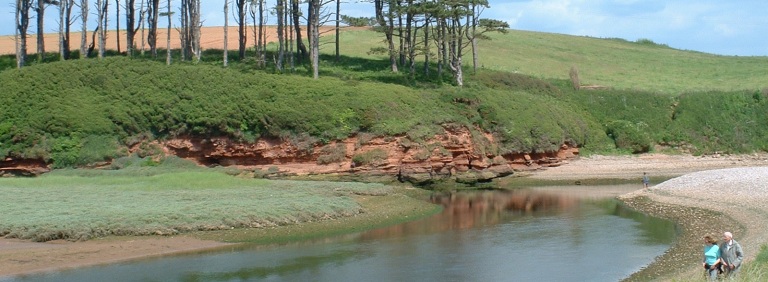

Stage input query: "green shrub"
[
  {"left": 317, "top": 144, "right": 347, "bottom": 165},
  {"left": 352, "top": 149, "right": 388, "bottom": 166},
  {"left": 605, "top": 120, "right": 652, "bottom": 153}
]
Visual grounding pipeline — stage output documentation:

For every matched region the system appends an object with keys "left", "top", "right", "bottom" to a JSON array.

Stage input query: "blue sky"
[{"left": 1, "top": 0, "right": 766, "bottom": 56}]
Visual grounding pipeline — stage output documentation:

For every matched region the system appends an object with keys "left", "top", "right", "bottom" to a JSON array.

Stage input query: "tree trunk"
[
  {"left": 470, "top": 4, "right": 478, "bottom": 73},
  {"left": 192, "top": 0, "right": 201, "bottom": 62},
  {"left": 223, "top": 0, "right": 228, "bottom": 67},
  {"left": 140, "top": 0, "right": 145, "bottom": 55},
  {"left": 287, "top": 1, "right": 293, "bottom": 71},
  {"left": 103, "top": 0, "right": 109, "bottom": 56},
  {"left": 405, "top": 0, "right": 414, "bottom": 77},
  {"left": 235, "top": 0, "right": 246, "bottom": 60},
  {"left": 126, "top": 0, "right": 135, "bottom": 56},
  {"left": 335, "top": 0, "right": 339, "bottom": 62},
  {"left": 148, "top": 0, "right": 159, "bottom": 58},
  {"left": 397, "top": 2, "right": 404, "bottom": 67},
  {"left": 423, "top": 17, "right": 430, "bottom": 76},
  {"left": 80, "top": 0, "right": 87, "bottom": 58},
  {"left": 63, "top": 0, "right": 73, "bottom": 59},
  {"left": 249, "top": 0, "right": 260, "bottom": 65},
  {"left": 36, "top": 0, "right": 45, "bottom": 62},
  {"left": 116, "top": 0, "right": 121, "bottom": 53},
  {"left": 15, "top": 0, "right": 26, "bottom": 68},
  {"left": 59, "top": 0, "right": 66, "bottom": 60},
  {"left": 179, "top": 0, "right": 187, "bottom": 61},
  {"left": 276, "top": 0, "right": 284, "bottom": 71},
  {"left": 97, "top": 0, "right": 104, "bottom": 59},
  {"left": 291, "top": 0, "right": 306, "bottom": 62},
  {"left": 374, "top": 0, "right": 397, "bottom": 73},
  {"left": 435, "top": 19, "right": 442, "bottom": 77},
  {"left": 309, "top": 0, "right": 320, "bottom": 79},
  {"left": 257, "top": 0, "right": 265, "bottom": 67},
  {"left": 165, "top": 0, "right": 171, "bottom": 65}
]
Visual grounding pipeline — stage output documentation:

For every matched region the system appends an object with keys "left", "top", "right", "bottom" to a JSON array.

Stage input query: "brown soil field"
[{"left": 0, "top": 26, "right": 359, "bottom": 55}]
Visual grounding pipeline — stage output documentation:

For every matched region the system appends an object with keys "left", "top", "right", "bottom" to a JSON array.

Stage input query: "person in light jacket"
[
  {"left": 702, "top": 235, "right": 721, "bottom": 281},
  {"left": 720, "top": 231, "right": 744, "bottom": 277}
]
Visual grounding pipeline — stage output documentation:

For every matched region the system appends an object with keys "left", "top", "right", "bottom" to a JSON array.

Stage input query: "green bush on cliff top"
[{"left": 0, "top": 57, "right": 606, "bottom": 167}]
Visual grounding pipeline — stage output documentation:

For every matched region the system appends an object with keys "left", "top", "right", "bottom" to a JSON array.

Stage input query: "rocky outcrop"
[
  {"left": 0, "top": 158, "right": 49, "bottom": 176},
  {"left": 159, "top": 127, "right": 579, "bottom": 184},
  {"left": 1, "top": 127, "right": 579, "bottom": 183}
]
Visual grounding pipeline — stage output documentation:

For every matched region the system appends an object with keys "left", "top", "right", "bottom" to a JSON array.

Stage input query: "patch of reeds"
[{"left": 0, "top": 169, "right": 395, "bottom": 242}]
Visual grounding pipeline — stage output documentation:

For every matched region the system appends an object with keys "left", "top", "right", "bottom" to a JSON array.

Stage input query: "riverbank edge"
[
  {"left": 0, "top": 187, "right": 442, "bottom": 278},
  {"left": 618, "top": 196, "right": 744, "bottom": 281}
]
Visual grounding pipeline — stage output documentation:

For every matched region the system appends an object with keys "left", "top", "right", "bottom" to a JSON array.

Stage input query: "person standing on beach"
[
  {"left": 702, "top": 235, "right": 722, "bottom": 281},
  {"left": 642, "top": 172, "right": 650, "bottom": 188},
  {"left": 720, "top": 231, "right": 744, "bottom": 277}
]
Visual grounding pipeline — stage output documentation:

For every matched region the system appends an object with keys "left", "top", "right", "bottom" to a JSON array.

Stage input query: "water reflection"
[
  {"left": 6, "top": 185, "right": 676, "bottom": 282},
  {"left": 361, "top": 189, "right": 580, "bottom": 241}
]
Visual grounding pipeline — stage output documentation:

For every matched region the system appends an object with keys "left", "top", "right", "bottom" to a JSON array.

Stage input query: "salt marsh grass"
[{"left": 0, "top": 168, "right": 394, "bottom": 242}]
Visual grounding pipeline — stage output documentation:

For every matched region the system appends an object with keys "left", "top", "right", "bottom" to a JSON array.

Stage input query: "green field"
[{"left": 331, "top": 29, "right": 768, "bottom": 93}]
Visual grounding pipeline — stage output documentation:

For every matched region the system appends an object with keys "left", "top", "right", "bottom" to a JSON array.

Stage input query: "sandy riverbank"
[
  {"left": 532, "top": 153, "right": 768, "bottom": 281},
  {"left": 2, "top": 153, "right": 767, "bottom": 279}
]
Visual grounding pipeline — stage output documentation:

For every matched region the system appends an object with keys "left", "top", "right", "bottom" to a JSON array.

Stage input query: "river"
[{"left": 6, "top": 184, "right": 676, "bottom": 282}]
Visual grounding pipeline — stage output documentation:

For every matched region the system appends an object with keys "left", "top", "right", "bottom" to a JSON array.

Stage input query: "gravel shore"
[{"left": 530, "top": 153, "right": 768, "bottom": 281}]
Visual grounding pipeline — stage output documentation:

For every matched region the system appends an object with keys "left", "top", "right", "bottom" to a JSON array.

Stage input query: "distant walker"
[{"left": 642, "top": 172, "right": 650, "bottom": 188}]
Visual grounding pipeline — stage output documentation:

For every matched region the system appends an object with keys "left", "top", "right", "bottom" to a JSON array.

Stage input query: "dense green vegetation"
[{"left": 0, "top": 56, "right": 610, "bottom": 168}]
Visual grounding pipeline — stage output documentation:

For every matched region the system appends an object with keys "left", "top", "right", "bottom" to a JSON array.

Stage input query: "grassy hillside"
[
  {"left": 0, "top": 57, "right": 608, "bottom": 168},
  {"left": 2, "top": 28, "right": 768, "bottom": 168},
  {"left": 332, "top": 29, "right": 768, "bottom": 93}
]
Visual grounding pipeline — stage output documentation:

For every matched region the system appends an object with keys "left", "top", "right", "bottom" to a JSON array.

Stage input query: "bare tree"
[
  {"left": 179, "top": 0, "right": 201, "bottom": 62},
  {"left": 291, "top": 0, "right": 306, "bottom": 62},
  {"left": 276, "top": 0, "right": 284, "bottom": 70},
  {"left": 147, "top": 0, "right": 160, "bottom": 57},
  {"left": 58, "top": 0, "right": 74, "bottom": 60},
  {"left": 125, "top": 0, "right": 146, "bottom": 57},
  {"left": 234, "top": 0, "right": 248, "bottom": 60},
  {"left": 35, "top": 0, "right": 49, "bottom": 62},
  {"left": 96, "top": 0, "right": 108, "bottom": 59},
  {"left": 224, "top": 0, "right": 229, "bottom": 67},
  {"left": 334, "top": 0, "right": 339, "bottom": 62},
  {"left": 16, "top": 0, "right": 32, "bottom": 68},
  {"left": 161, "top": 0, "right": 172, "bottom": 65},
  {"left": 249, "top": 0, "right": 266, "bottom": 67},
  {"left": 115, "top": 0, "right": 121, "bottom": 53},
  {"left": 79, "top": 0, "right": 87, "bottom": 58},
  {"left": 307, "top": 0, "right": 334, "bottom": 79},
  {"left": 374, "top": 0, "right": 397, "bottom": 72},
  {"left": 140, "top": 0, "right": 145, "bottom": 55},
  {"left": 308, "top": 0, "right": 320, "bottom": 78}
]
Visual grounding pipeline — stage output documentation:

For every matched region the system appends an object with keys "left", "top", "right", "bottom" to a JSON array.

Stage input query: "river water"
[{"left": 7, "top": 184, "right": 676, "bottom": 282}]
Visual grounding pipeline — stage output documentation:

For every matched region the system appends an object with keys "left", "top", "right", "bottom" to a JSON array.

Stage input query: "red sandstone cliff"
[{"left": 0, "top": 127, "right": 578, "bottom": 182}]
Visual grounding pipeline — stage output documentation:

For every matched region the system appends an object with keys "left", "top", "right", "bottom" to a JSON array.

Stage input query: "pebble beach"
[{"left": 531, "top": 153, "right": 768, "bottom": 281}]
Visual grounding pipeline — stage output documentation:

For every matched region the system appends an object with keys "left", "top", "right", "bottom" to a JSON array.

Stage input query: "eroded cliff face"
[
  {"left": 0, "top": 127, "right": 579, "bottom": 183},
  {"left": 160, "top": 127, "right": 578, "bottom": 184}
]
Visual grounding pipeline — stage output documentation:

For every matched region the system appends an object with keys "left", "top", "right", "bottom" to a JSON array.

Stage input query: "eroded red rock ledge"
[{"left": 1, "top": 127, "right": 578, "bottom": 183}]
